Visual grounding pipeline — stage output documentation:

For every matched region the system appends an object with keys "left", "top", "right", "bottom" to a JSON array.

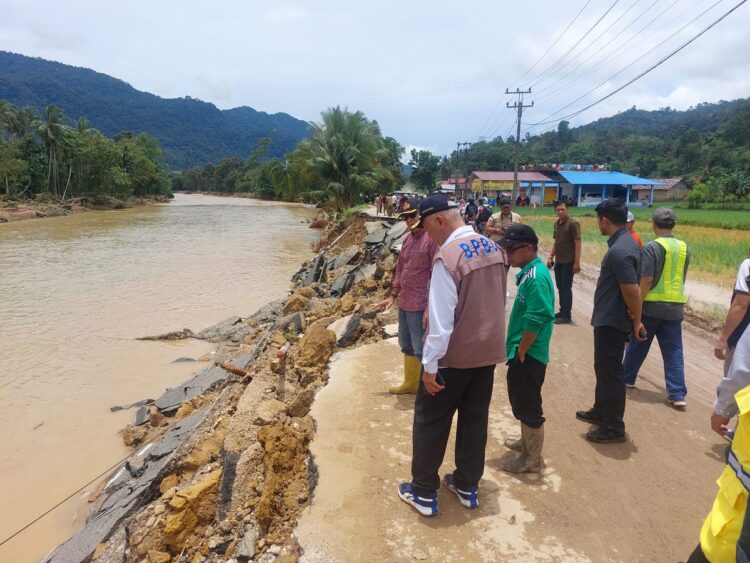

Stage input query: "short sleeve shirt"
[
  {"left": 641, "top": 236, "right": 691, "bottom": 321},
  {"left": 487, "top": 211, "right": 522, "bottom": 242},
  {"left": 729, "top": 259, "right": 750, "bottom": 347},
  {"left": 591, "top": 228, "right": 642, "bottom": 333},
  {"left": 552, "top": 217, "right": 581, "bottom": 263}
]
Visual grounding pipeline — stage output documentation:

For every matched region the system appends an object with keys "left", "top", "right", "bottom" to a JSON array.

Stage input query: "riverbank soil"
[
  {"left": 0, "top": 194, "right": 170, "bottom": 222},
  {"left": 296, "top": 262, "right": 726, "bottom": 562}
]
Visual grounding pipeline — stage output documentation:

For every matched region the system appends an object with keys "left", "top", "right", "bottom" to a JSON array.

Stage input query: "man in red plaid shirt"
[{"left": 378, "top": 198, "right": 439, "bottom": 394}]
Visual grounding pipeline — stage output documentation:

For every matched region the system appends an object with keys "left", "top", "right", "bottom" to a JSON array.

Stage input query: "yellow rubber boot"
[{"left": 389, "top": 355, "right": 421, "bottom": 394}]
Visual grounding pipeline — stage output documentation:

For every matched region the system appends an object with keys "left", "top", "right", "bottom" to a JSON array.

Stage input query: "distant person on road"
[
  {"left": 498, "top": 225, "right": 555, "bottom": 474},
  {"left": 622, "top": 208, "right": 690, "bottom": 409},
  {"left": 397, "top": 194, "right": 509, "bottom": 517},
  {"left": 714, "top": 255, "right": 750, "bottom": 375},
  {"left": 385, "top": 194, "right": 394, "bottom": 217},
  {"left": 576, "top": 199, "right": 645, "bottom": 444},
  {"left": 627, "top": 211, "right": 644, "bottom": 248},
  {"left": 476, "top": 198, "right": 492, "bottom": 234},
  {"left": 377, "top": 198, "right": 439, "bottom": 395},
  {"left": 547, "top": 200, "right": 581, "bottom": 325},
  {"left": 463, "top": 198, "right": 478, "bottom": 225},
  {"left": 484, "top": 197, "right": 522, "bottom": 243},
  {"left": 375, "top": 193, "right": 383, "bottom": 215}
]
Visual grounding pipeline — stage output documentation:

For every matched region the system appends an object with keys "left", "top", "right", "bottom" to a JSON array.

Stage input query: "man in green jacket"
[{"left": 498, "top": 224, "right": 556, "bottom": 473}]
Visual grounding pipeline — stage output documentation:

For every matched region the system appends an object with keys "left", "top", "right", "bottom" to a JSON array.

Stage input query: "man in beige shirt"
[{"left": 484, "top": 197, "right": 522, "bottom": 243}]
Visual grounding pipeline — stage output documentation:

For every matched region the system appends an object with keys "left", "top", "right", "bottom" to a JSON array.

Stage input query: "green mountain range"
[{"left": 0, "top": 51, "right": 310, "bottom": 170}]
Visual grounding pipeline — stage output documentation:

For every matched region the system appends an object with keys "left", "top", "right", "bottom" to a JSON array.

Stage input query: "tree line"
[
  {"left": 0, "top": 100, "right": 171, "bottom": 202},
  {"left": 172, "top": 106, "right": 406, "bottom": 209}
]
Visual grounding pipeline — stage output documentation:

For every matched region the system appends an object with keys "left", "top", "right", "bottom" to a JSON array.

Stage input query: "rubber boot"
[
  {"left": 389, "top": 354, "right": 420, "bottom": 394},
  {"left": 504, "top": 436, "right": 523, "bottom": 453},
  {"left": 501, "top": 424, "right": 543, "bottom": 474}
]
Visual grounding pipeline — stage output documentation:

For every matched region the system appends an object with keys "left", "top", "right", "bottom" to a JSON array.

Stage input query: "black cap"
[
  {"left": 498, "top": 224, "right": 539, "bottom": 248},
  {"left": 413, "top": 194, "right": 457, "bottom": 228},
  {"left": 398, "top": 197, "right": 420, "bottom": 218},
  {"left": 499, "top": 197, "right": 512, "bottom": 206}
]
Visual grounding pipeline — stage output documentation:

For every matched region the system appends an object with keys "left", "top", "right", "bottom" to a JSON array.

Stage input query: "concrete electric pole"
[{"left": 506, "top": 88, "right": 533, "bottom": 205}]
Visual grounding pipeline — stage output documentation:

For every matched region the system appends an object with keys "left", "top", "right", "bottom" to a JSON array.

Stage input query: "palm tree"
[
  {"left": 306, "top": 106, "right": 388, "bottom": 208},
  {"left": 36, "top": 104, "right": 70, "bottom": 195}
]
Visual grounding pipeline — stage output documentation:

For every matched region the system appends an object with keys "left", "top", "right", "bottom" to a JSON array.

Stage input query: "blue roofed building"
[{"left": 555, "top": 171, "right": 663, "bottom": 208}]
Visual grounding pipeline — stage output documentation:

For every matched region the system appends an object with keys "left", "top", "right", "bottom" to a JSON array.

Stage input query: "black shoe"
[
  {"left": 554, "top": 316, "right": 572, "bottom": 325},
  {"left": 554, "top": 312, "right": 562, "bottom": 319},
  {"left": 586, "top": 427, "right": 626, "bottom": 443},
  {"left": 576, "top": 409, "right": 604, "bottom": 426}
]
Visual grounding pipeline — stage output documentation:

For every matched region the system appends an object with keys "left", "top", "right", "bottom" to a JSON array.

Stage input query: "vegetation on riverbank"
[
  {"left": 0, "top": 100, "right": 172, "bottom": 203},
  {"left": 172, "top": 106, "right": 405, "bottom": 209}
]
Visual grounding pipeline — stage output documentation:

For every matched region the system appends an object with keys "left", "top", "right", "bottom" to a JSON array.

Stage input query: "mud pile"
[{"left": 44, "top": 210, "right": 405, "bottom": 563}]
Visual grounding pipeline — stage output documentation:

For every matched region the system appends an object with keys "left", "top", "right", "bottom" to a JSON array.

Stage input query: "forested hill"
[
  {"left": 0, "top": 51, "right": 310, "bottom": 170},
  {"left": 460, "top": 98, "right": 750, "bottom": 180}
]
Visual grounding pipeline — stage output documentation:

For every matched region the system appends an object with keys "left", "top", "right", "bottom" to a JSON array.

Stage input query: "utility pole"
[
  {"left": 456, "top": 141, "right": 471, "bottom": 197},
  {"left": 506, "top": 88, "right": 533, "bottom": 205}
]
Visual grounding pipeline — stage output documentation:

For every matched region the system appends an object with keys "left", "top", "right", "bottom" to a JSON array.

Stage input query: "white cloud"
[{"left": 2, "top": 0, "right": 749, "bottom": 155}]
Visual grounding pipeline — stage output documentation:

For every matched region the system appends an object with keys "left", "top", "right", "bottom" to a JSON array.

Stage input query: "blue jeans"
[
  {"left": 622, "top": 315, "right": 687, "bottom": 400},
  {"left": 398, "top": 309, "right": 425, "bottom": 359}
]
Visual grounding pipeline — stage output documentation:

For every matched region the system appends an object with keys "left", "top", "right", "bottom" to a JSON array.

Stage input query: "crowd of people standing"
[{"left": 374, "top": 191, "right": 750, "bottom": 561}]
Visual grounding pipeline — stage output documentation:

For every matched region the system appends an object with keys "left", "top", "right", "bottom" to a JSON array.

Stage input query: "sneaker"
[
  {"left": 554, "top": 312, "right": 562, "bottom": 319},
  {"left": 576, "top": 409, "right": 604, "bottom": 426},
  {"left": 666, "top": 398, "right": 687, "bottom": 409},
  {"left": 397, "top": 483, "right": 438, "bottom": 516},
  {"left": 554, "top": 316, "right": 573, "bottom": 325},
  {"left": 443, "top": 474, "right": 479, "bottom": 509},
  {"left": 625, "top": 382, "right": 636, "bottom": 389},
  {"left": 585, "top": 427, "right": 626, "bottom": 443}
]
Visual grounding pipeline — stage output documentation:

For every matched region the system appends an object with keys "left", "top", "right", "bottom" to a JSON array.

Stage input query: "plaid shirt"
[{"left": 394, "top": 229, "right": 439, "bottom": 312}]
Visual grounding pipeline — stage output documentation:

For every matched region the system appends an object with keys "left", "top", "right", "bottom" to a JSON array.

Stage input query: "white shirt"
[{"left": 422, "top": 225, "right": 476, "bottom": 373}]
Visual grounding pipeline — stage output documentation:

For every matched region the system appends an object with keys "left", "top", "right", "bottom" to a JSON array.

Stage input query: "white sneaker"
[
  {"left": 667, "top": 398, "right": 687, "bottom": 409},
  {"left": 625, "top": 383, "right": 636, "bottom": 389}
]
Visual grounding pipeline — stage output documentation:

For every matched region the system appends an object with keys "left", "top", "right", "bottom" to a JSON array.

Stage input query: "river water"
[{"left": 0, "top": 194, "right": 319, "bottom": 561}]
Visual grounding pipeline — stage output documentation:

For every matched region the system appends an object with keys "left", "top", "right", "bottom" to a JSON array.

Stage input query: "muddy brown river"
[{"left": 0, "top": 194, "right": 319, "bottom": 561}]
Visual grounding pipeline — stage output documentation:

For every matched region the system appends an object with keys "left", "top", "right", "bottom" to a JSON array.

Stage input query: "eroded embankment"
[{"left": 44, "top": 212, "right": 405, "bottom": 563}]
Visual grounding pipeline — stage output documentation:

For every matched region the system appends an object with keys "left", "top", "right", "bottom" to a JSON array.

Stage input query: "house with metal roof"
[
  {"left": 556, "top": 171, "right": 663, "bottom": 208},
  {"left": 469, "top": 171, "right": 559, "bottom": 205},
  {"left": 631, "top": 177, "right": 690, "bottom": 202}
]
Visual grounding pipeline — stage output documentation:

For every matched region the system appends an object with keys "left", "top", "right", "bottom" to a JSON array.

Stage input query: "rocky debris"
[
  {"left": 110, "top": 398, "right": 154, "bottom": 413},
  {"left": 328, "top": 314, "right": 362, "bottom": 348},
  {"left": 363, "top": 228, "right": 388, "bottom": 245},
  {"left": 329, "top": 272, "right": 353, "bottom": 297},
  {"left": 137, "top": 328, "right": 195, "bottom": 341},
  {"left": 43, "top": 408, "right": 211, "bottom": 563},
  {"left": 296, "top": 324, "right": 336, "bottom": 369},
  {"left": 330, "top": 244, "right": 361, "bottom": 270},
  {"left": 383, "top": 323, "right": 399, "bottom": 338},
  {"left": 254, "top": 399, "right": 288, "bottom": 425},
  {"left": 154, "top": 366, "right": 232, "bottom": 414},
  {"left": 134, "top": 406, "right": 150, "bottom": 426},
  {"left": 50, "top": 212, "right": 401, "bottom": 563},
  {"left": 303, "top": 254, "right": 326, "bottom": 286}
]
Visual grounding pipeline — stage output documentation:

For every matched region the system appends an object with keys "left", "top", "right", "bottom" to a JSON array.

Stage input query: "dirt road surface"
[{"left": 295, "top": 263, "right": 727, "bottom": 562}]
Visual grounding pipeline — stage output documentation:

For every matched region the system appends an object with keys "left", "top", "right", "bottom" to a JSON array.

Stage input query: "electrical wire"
[
  {"left": 473, "top": 0, "right": 592, "bottom": 141},
  {"left": 528, "top": 0, "right": 747, "bottom": 129},
  {"left": 528, "top": 0, "right": 622, "bottom": 89},
  {"left": 525, "top": 0, "right": 726, "bottom": 131}
]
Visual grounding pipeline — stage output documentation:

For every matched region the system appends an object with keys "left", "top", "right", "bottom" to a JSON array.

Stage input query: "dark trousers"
[
  {"left": 554, "top": 262, "right": 574, "bottom": 318},
  {"left": 411, "top": 365, "right": 495, "bottom": 497},
  {"left": 686, "top": 544, "right": 710, "bottom": 563},
  {"left": 506, "top": 355, "right": 547, "bottom": 428},
  {"left": 592, "top": 326, "right": 629, "bottom": 434}
]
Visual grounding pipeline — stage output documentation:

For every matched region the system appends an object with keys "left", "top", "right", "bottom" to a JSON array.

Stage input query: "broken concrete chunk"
[
  {"left": 332, "top": 245, "right": 362, "bottom": 270},
  {"left": 254, "top": 399, "right": 288, "bottom": 425},
  {"left": 364, "top": 229, "right": 388, "bottom": 245},
  {"left": 330, "top": 273, "right": 352, "bottom": 297},
  {"left": 353, "top": 263, "right": 377, "bottom": 284},
  {"left": 133, "top": 406, "right": 150, "bottom": 426},
  {"left": 235, "top": 526, "right": 259, "bottom": 560},
  {"left": 386, "top": 220, "right": 408, "bottom": 239}
]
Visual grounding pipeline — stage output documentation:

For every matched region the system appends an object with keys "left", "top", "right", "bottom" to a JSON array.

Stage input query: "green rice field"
[{"left": 517, "top": 208, "right": 750, "bottom": 287}]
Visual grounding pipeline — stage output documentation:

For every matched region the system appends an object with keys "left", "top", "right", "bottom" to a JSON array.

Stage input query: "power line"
[
  {"left": 528, "top": 0, "right": 748, "bottom": 129},
  {"left": 534, "top": 0, "right": 658, "bottom": 97},
  {"left": 507, "top": 0, "right": 593, "bottom": 89},
  {"left": 533, "top": 0, "right": 689, "bottom": 103},
  {"left": 526, "top": 0, "right": 725, "bottom": 131},
  {"left": 473, "top": 0, "right": 592, "bottom": 141},
  {"left": 528, "top": 0, "right": 622, "bottom": 89}
]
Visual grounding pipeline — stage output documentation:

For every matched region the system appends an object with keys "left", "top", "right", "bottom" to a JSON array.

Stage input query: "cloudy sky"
[{"left": 2, "top": 0, "right": 749, "bottom": 156}]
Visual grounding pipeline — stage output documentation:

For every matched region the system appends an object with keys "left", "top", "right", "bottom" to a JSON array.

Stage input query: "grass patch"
[
  {"left": 517, "top": 209, "right": 749, "bottom": 287},
  {"left": 336, "top": 204, "right": 367, "bottom": 223},
  {"left": 517, "top": 205, "right": 750, "bottom": 230}
]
